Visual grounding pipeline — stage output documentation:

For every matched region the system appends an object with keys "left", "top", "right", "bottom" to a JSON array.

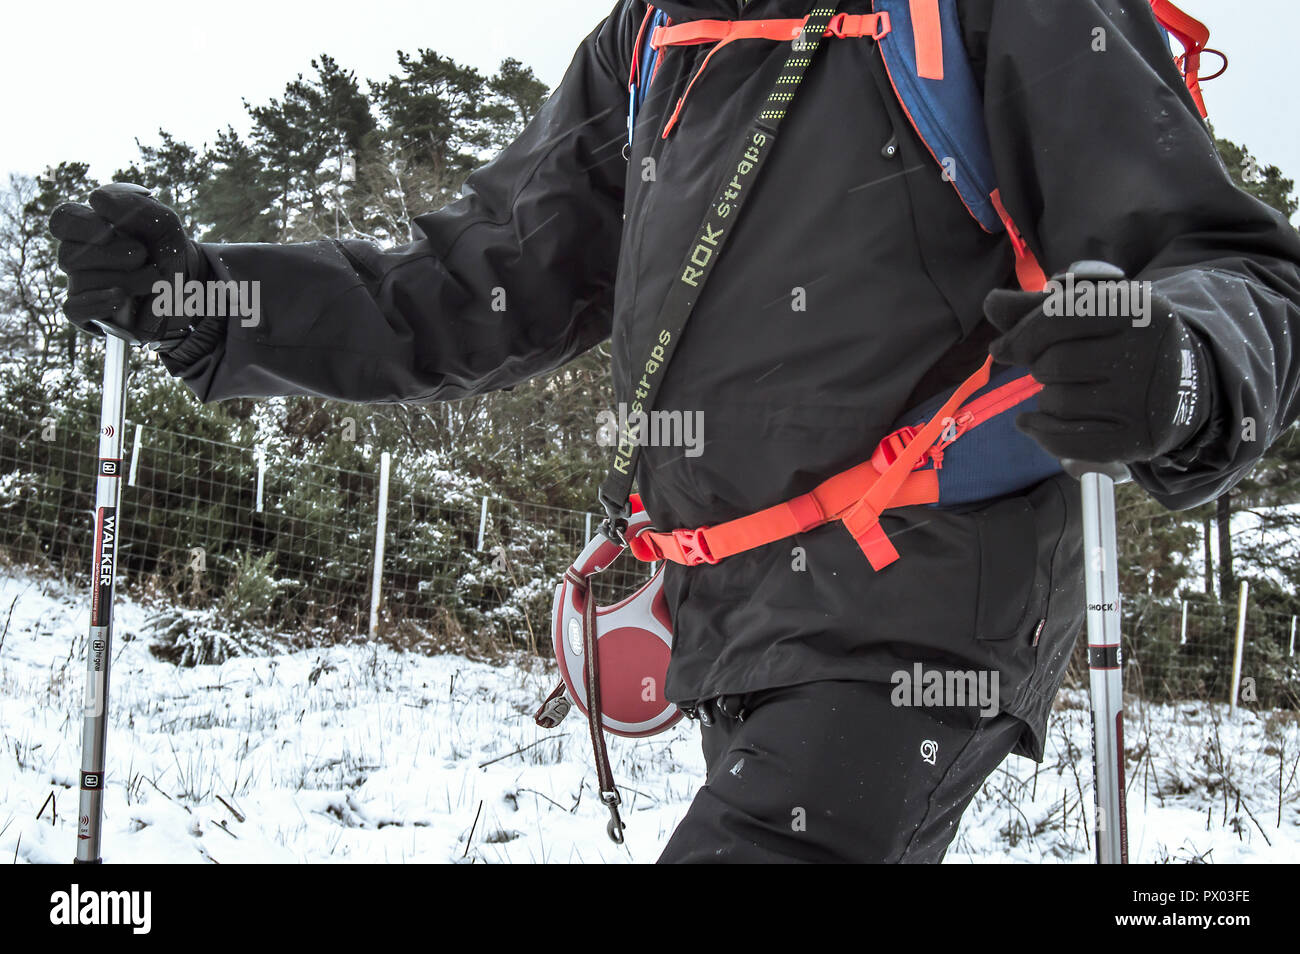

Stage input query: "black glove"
[
  {"left": 48, "top": 183, "right": 212, "bottom": 351},
  {"left": 984, "top": 261, "right": 1212, "bottom": 465}
]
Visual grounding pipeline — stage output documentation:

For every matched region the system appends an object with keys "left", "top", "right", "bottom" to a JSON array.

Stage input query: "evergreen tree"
[
  {"left": 196, "top": 128, "right": 280, "bottom": 243},
  {"left": 247, "top": 56, "right": 375, "bottom": 239},
  {"left": 485, "top": 58, "right": 551, "bottom": 148},
  {"left": 369, "top": 50, "right": 493, "bottom": 200}
]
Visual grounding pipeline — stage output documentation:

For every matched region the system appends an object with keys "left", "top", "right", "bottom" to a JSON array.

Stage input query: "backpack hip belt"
[{"left": 628, "top": 355, "right": 993, "bottom": 572}]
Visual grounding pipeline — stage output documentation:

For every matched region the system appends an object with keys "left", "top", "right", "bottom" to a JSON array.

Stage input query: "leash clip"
[
  {"left": 598, "top": 516, "right": 628, "bottom": 547},
  {"left": 598, "top": 492, "right": 631, "bottom": 546},
  {"left": 601, "top": 791, "right": 625, "bottom": 844}
]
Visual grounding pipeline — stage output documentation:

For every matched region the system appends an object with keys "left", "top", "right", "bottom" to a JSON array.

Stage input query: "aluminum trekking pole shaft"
[
  {"left": 75, "top": 330, "right": 130, "bottom": 863},
  {"left": 1071, "top": 462, "right": 1130, "bottom": 864}
]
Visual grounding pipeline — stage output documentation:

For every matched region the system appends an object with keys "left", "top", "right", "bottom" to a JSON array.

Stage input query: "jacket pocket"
[{"left": 973, "top": 496, "right": 1042, "bottom": 641}]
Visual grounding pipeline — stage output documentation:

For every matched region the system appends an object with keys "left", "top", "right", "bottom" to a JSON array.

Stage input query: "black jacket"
[{"left": 165, "top": 0, "right": 1300, "bottom": 755}]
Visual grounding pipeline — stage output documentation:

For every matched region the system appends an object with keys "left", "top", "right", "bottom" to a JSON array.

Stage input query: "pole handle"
[
  {"left": 1060, "top": 259, "right": 1126, "bottom": 283},
  {"left": 89, "top": 300, "right": 142, "bottom": 344},
  {"left": 1061, "top": 458, "right": 1131, "bottom": 484}
]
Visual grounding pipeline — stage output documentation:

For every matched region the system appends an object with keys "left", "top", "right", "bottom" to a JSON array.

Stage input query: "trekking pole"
[
  {"left": 75, "top": 317, "right": 132, "bottom": 863},
  {"left": 1063, "top": 458, "right": 1130, "bottom": 864}
]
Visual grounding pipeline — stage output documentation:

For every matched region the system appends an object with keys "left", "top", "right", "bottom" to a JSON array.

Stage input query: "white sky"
[{"left": 2, "top": 0, "right": 1296, "bottom": 204}]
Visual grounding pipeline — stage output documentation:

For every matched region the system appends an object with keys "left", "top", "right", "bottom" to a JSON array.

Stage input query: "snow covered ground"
[{"left": 1, "top": 571, "right": 1296, "bottom": 864}]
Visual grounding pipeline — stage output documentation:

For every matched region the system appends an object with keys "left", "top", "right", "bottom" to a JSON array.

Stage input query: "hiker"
[{"left": 50, "top": 0, "right": 1300, "bottom": 863}]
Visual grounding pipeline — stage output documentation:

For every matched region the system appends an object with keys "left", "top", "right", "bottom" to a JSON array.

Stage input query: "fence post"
[
  {"left": 477, "top": 495, "right": 489, "bottom": 551},
  {"left": 255, "top": 445, "right": 266, "bottom": 513},
  {"left": 1179, "top": 599, "right": 1188, "bottom": 645},
  {"left": 1289, "top": 615, "right": 1296, "bottom": 658},
  {"left": 368, "top": 451, "right": 392, "bottom": 640},
  {"left": 127, "top": 423, "right": 143, "bottom": 487},
  {"left": 1229, "top": 580, "right": 1249, "bottom": 714},
  {"left": 584, "top": 512, "right": 592, "bottom": 542}
]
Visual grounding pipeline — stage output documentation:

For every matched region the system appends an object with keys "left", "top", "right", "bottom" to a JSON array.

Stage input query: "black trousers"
[{"left": 657, "top": 680, "right": 1025, "bottom": 863}]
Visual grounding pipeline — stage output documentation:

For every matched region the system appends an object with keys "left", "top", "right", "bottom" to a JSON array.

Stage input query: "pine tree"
[
  {"left": 369, "top": 50, "right": 494, "bottom": 200},
  {"left": 485, "top": 58, "right": 551, "bottom": 149},
  {"left": 196, "top": 128, "right": 280, "bottom": 243},
  {"left": 246, "top": 56, "right": 376, "bottom": 239}
]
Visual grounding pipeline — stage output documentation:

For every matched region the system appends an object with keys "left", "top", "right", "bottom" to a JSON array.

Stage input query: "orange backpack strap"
[
  {"left": 1149, "top": 0, "right": 1216, "bottom": 119},
  {"left": 990, "top": 189, "right": 1047, "bottom": 293},
  {"left": 908, "top": 0, "right": 944, "bottom": 80},
  {"left": 651, "top": 13, "right": 890, "bottom": 48},
  {"left": 650, "top": 12, "right": 891, "bottom": 137},
  {"left": 628, "top": 357, "right": 994, "bottom": 572}
]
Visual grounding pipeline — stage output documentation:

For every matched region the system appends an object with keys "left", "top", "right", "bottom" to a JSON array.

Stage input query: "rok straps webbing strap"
[{"left": 599, "top": 1, "right": 849, "bottom": 539}]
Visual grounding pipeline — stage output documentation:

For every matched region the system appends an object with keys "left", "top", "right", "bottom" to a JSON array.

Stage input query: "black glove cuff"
[
  {"left": 184, "top": 240, "right": 212, "bottom": 285},
  {"left": 1154, "top": 321, "right": 1216, "bottom": 461},
  {"left": 152, "top": 242, "right": 219, "bottom": 363},
  {"left": 159, "top": 311, "right": 227, "bottom": 374}
]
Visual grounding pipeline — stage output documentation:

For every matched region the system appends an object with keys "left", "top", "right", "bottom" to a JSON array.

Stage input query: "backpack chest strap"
[
  {"left": 651, "top": 12, "right": 891, "bottom": 50},
  {"left": 650, "top": 11, "right": 892, "bottom": 139}
]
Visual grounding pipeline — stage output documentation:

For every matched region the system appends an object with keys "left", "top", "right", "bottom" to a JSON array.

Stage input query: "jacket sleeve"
[
  {"left": 964, "top": 0, "right": 1300, "bottom": 509},
  {"left": 164, "top": 2, "right": 638, "bottom": 404}
]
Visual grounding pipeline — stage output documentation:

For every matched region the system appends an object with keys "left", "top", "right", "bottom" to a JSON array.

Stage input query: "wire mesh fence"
[
  {"left": 1103, "top": 594, "right": 1300, "bottom": 710},
  {"left": 0, "top": 398, "right": 655, "bottom": 658},
  {"left": 1, "top": 398, "right": 1296, "bottom": 708}
]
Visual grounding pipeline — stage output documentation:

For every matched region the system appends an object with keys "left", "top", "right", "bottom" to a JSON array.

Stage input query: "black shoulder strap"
[{"left": 599, "top": 2, "right": 847, "bottom": 537}]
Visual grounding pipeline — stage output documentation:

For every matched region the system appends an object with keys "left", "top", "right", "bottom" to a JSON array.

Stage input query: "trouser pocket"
[{"left": 973, "top": 496, "right": 1041, "bottom": 642}]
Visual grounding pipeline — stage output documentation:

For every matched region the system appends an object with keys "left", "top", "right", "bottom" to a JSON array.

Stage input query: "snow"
[{"left": 2, "top": 571, "right": 1297, "bottom": 864}]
